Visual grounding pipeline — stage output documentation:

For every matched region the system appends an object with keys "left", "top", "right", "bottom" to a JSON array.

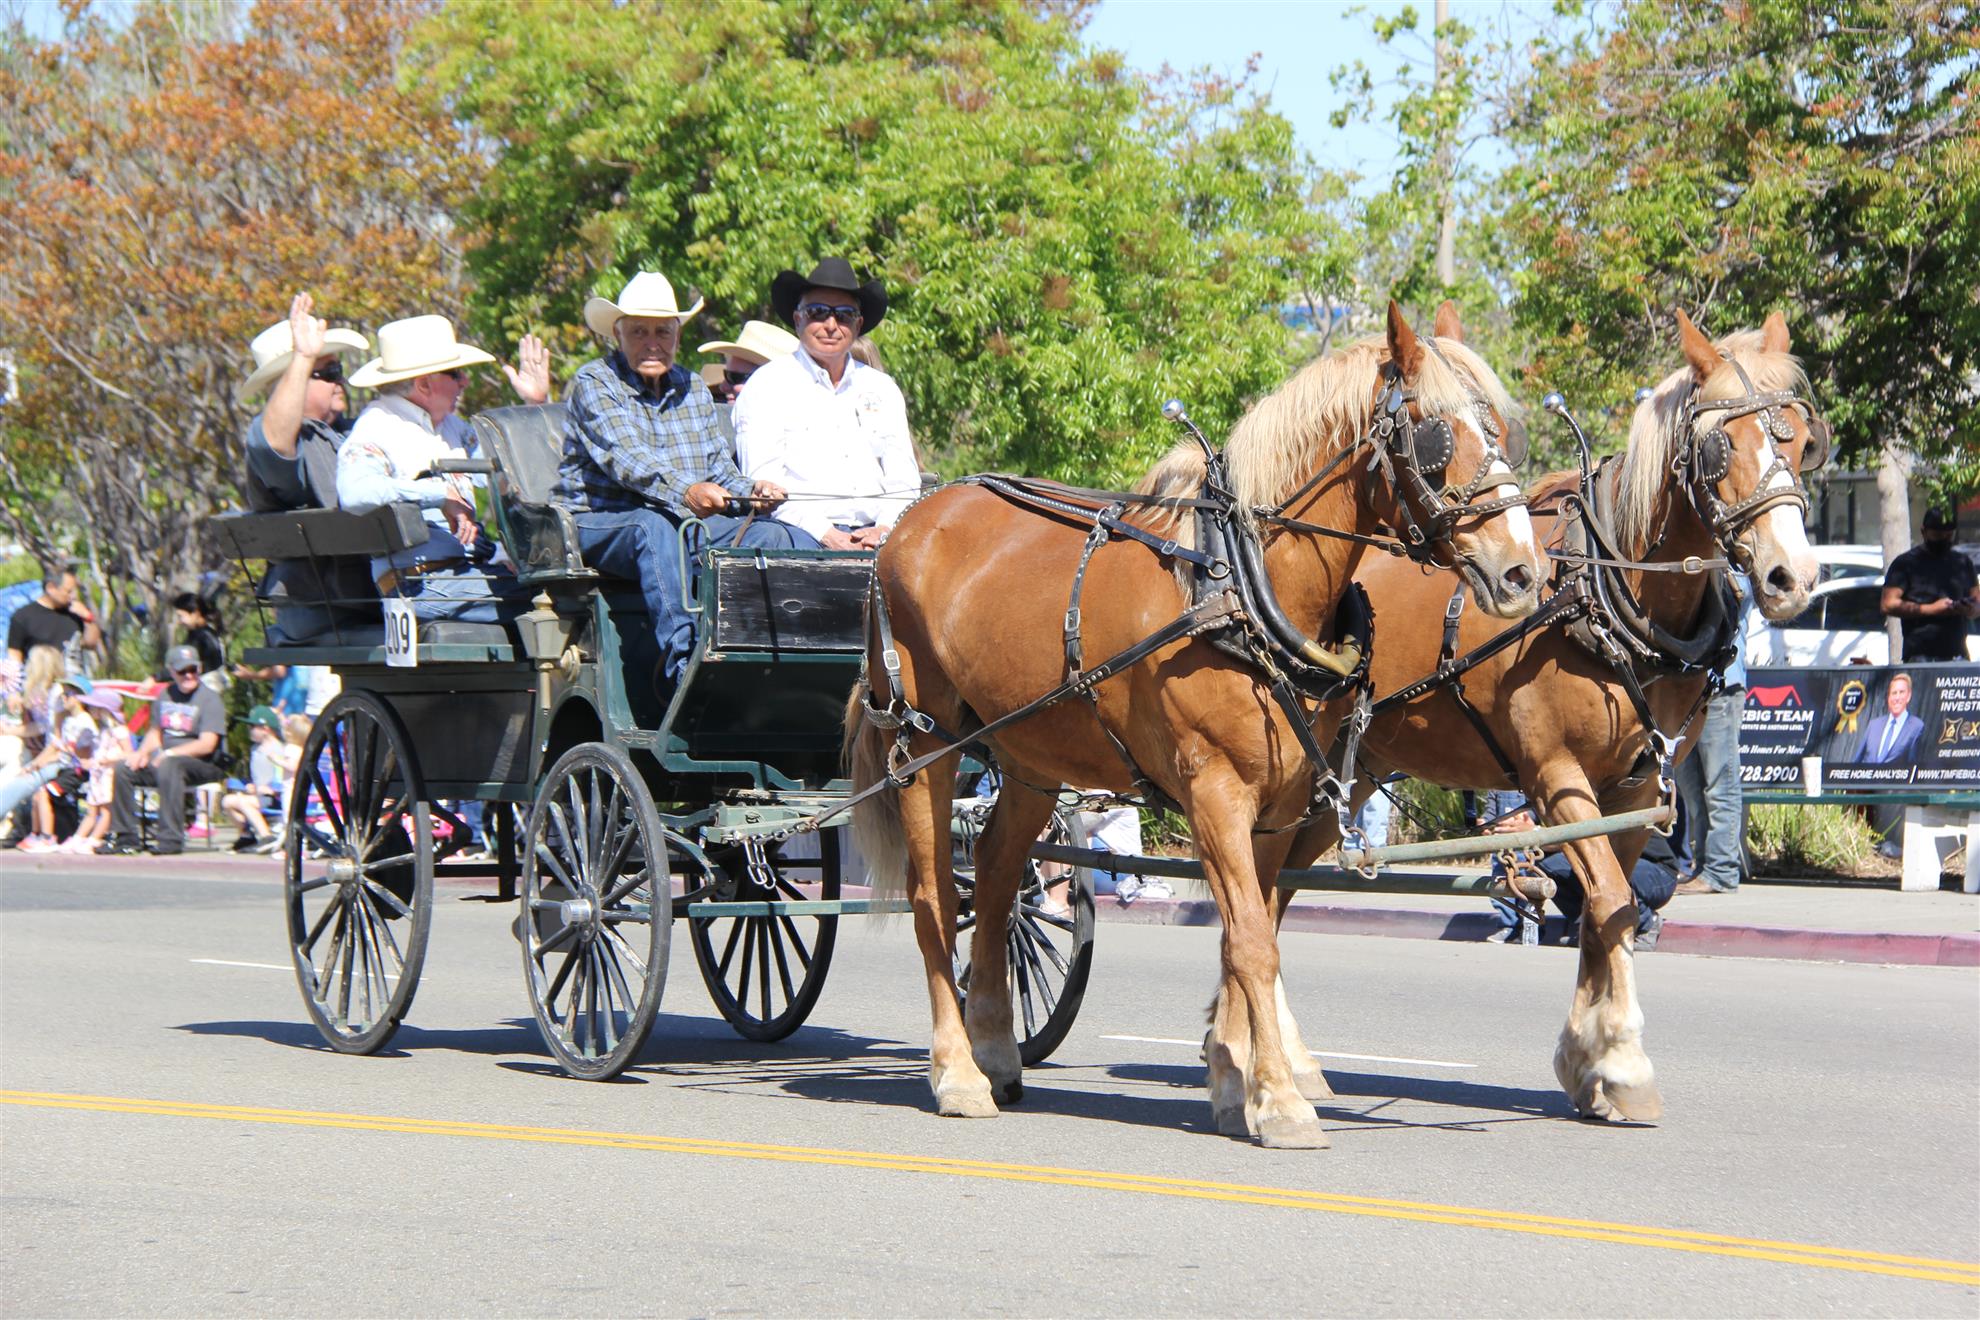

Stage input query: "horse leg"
[
  {"left": 1256, "top": 785, "right": 1368, "bottom": 1103},
  {"left": 960, "top": 779, "right": 1057, "bottom": 1106},
  {"left": 1539, "top": 775, "right": 1662, "bottom": 1122},
  {"left": 1193, "top": 786, "right": 1328, "bottom": 1148},
  {"left": 897, "top": 748, "right": 998, "bottom": 1118}
]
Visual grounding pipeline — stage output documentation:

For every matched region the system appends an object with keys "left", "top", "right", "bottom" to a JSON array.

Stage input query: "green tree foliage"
[
  {"left": 416, "top": 0, "right": 1341, "bottom": 483},
  {"left": 1498, "top": 0, "right": 1979, "bottom": 484}
]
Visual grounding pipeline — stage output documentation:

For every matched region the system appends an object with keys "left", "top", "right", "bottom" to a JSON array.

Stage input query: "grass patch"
[{"left": 1747, "top": 802, "right": 1880, "bottom": 873}]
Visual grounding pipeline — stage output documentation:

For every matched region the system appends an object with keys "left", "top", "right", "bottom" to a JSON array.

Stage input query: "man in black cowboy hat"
[{"left": 734, "top": 258, "right": 918, "bottom": 550}]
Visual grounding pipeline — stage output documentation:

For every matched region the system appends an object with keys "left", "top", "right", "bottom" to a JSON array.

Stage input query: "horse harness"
[
  {"left": 841, "top": 366, "right": 1526, "bottom": 837},
  {"left": 1365, "top": 361, "right": 1826, "bottom": 803}
]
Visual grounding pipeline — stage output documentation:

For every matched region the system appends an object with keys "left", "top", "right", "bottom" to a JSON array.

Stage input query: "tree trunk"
[{"left": 1876, "top": 438, "right": 1911, "bottom": 656}]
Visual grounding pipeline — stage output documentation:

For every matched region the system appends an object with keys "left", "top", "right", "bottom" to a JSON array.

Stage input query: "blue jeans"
[
  {"left": 1675, "top": 687, "right": 1743, "bottom": 891},
  {"left": 1538, "top": 851, "right": 1674, "bottom": 937},
  {"left": 393, "top": 549, "right": 528, "bottom": 624},
  {"left": 574, "top": 509, "right": 817, "bottom": 681},
  {"left": 0, "top": 764, "right": 59, "bottom": 822}
]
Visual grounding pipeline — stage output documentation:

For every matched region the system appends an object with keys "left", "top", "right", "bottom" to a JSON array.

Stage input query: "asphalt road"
[{"left": 3, "top": 861, "right": 1977, "bottom": 1317}]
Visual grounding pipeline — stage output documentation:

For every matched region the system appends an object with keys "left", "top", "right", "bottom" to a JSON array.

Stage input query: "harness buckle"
[
  {"left": 1064, "top": 607, "right": 1081, "bottom": 636},
  {"left": 1443, "top": 592, "right": 1466, "bottom": 624},
  {"left": 1157, "top": 538, "right": 1179, "bottom": 558},
  {"left": 905, "top": 709, "right": 935, "bottom": 735},
  {"left": 1680, "top": 555, "right": 1705, "bottom": 575},
  {"left": 882, "top": 647, "right": 902, "bottom": 676}
]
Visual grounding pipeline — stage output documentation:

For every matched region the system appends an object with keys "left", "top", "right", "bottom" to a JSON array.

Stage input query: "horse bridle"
[
  {"left": 1670, "top": 355, "right": 1829, "bottom": 568},
  {"left": 1267, "top": 361, "right": 1529, "bottom": 570}
]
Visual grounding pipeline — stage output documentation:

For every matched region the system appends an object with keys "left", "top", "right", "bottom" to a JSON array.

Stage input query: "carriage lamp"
[{"left": 516, "top": 592, "right": 576, "bottom": 710}]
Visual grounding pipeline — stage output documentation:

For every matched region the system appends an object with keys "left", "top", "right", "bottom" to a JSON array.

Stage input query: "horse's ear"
[
  {"left": 1387, "top": 300, "right": 1426, "bottom": 378},
  {"left": 1676, "top": 308, "right": 1718, "bottom": 382},
  {"left": 1761, "top": 310, "right": 1791, "bottom": 354},
  {"left": 1433, "top": 299, "right": 1463, "bottom": 343}
]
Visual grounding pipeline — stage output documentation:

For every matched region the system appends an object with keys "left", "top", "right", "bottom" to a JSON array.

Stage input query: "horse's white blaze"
[
  {"left": 1753, "top": 436, "right": 1817, "bottom": 579},
  {"left": 1486, "top": 460, "right": 1536, "bottom": 551}
]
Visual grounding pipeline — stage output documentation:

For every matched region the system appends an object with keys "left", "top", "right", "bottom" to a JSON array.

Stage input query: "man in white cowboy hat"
[
  {"left": 238, "top": 293, "right": 374, "bottom": 641},
  {"left": 336, "top": 314, "right": 531, "bottom": 622},
  {"left": 734, "top": 257, "right": 917, "bottom": 550},
  {"left": 555, "top": 270, "right": 814, "bottom": 686},
  {"left": 696, "top": 319, "right": 800, "bottom": 405}
]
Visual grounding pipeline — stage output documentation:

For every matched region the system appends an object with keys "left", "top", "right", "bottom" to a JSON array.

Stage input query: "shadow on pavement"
[{"left": 1105, "top": 1060, "right": 1577, "bottom": 1130}]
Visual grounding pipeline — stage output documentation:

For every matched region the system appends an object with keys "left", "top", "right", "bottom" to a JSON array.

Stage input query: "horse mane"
[
  {"left": 1137, "top": 334, "right": 1518, "bottom": 543},
  {"left": 1616, "top": 328, "right": 1807, "bottom": 552}
]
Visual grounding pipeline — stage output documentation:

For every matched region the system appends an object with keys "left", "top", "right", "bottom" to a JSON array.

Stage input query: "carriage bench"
[{"left": 1746, "top": 790, "right": 1980, "bottom": 894}]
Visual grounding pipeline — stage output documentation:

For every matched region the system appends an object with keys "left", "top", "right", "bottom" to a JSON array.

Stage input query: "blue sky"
[{"left": 1081, "top": 0, "right": 1581, "bottom": 186}]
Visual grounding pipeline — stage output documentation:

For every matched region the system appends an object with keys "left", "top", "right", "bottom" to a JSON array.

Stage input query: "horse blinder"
[
  {"left": 1696, "top": 426, "right": 1732, "bottom": 485},
  {"left": 1800, "top": 416, "right": 1831, "bottom": 473}
]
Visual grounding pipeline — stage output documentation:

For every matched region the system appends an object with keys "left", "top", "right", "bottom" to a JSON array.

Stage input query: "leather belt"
[{"left": 376, "top": 558, "right": 468, "bottom": 595}]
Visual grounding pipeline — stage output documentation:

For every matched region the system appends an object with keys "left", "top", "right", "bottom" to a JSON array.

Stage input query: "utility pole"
[{"left": 1434, "top": 0, "right": 1457, "bottom": 290}]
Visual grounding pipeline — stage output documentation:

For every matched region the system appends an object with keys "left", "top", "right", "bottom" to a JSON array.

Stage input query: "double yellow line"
[{"left": 5, "top": 1089, "right": 1974, "bottom": 1287}]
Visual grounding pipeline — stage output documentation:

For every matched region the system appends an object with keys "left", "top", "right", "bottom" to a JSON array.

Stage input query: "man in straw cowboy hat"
[
  {"left": 697, "top": 319, "right": 800, "bottom": 405},
  {"left": 734, "top": 257, "right": 917, "bottom": 550},
  {"left": 555, "top": 270, "right": 812, "bottom": 686},
  {"left": 336, "top": 314, "right": 533, "bottom": 621}
]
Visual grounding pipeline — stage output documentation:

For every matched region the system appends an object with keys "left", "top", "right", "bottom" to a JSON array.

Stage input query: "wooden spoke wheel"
[
  {"left": 521, "top": 743, "right": 671, "bottom": 1081},
  {"left": 689, "top": 835, "right": 839, "bottom": 1042},
  {"left": 954, "top": 810, "right": 1096, "bottom": 1067},
  {"left": 285, "top": 691, "right": 432, "bottom": 1055}
]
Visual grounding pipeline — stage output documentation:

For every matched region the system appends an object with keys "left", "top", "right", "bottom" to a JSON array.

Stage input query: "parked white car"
[{"left": 1745, "top": 543, "right": 1980, "bottom": 666}]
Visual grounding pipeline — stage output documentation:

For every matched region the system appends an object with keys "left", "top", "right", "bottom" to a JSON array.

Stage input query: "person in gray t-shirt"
[{"left": 104, "top": 646, "right": 229, "bottom": 855}]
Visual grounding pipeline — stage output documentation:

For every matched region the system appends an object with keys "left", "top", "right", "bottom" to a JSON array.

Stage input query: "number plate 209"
[{"left": 383, "top": 598, "right": 418, "bottom": 668}]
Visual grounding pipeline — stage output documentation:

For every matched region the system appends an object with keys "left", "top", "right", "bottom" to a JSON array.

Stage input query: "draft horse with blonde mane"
[
  {"left": 1271, "top": 309, "right": 1822, "bottom": 1121},
  {"left": 846, "top": 302, "right": 1543, "bottom": 1147}
]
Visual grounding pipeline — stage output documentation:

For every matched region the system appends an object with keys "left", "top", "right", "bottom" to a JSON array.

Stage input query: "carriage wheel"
[
  {"left": 285, "top": 691, "right": 432, "bottom": 1055},
  {"left": 954, "top": 812, "right": 1097, "bottom": 1067},
  {"left": 520, "top": 743, "right": 671, "bottom": 1081},
  {"left": 689, "top": 836, "right": 839, "bottom": 1042}
]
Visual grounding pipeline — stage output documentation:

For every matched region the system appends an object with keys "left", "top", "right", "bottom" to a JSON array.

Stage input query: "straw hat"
[
  {"left": 348, "top": 316, "right": 496, "bottom": 389},
  {"left": 238, "top": 319, "right": 370, "bottom": 402},
  {"left": 584, "top": 271, "right": 705, "bottom": 339},
  {"left": 696, "top": 320, "right": 800, "bottom": 368}
]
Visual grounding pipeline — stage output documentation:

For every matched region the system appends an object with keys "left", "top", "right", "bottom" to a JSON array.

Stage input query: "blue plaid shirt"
[{"left": 554, "top": 352, "right": 752, "bottom": 516}]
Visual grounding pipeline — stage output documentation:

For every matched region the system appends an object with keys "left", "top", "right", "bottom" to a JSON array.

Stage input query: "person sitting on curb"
[
  {"left": 1480, "top": 791, "right": 1676, "bottom": 950},
  {"left": 734, "top": 257, "right": 919, "bottom": 550},
  {"left": 101, "top": 646, "right": 228, "bottom": 856},
  {"left": 555, "top": 270, "right": 811, "bottom": 689}
]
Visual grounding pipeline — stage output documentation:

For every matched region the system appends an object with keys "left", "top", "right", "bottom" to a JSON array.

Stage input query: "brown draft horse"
[
  {"left": 845, "top": 302, "right": 1543, "bottom": 1147},
  {"left": 1271, "top": 310, "right": 1820, "bottom": 1122}
]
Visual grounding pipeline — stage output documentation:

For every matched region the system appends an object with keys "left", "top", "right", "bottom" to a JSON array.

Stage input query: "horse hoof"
[
  {"left": 936, "top": 1088, "right": 1000, "bottom": 1119},
  {"left": 1213, "top": 1104, "right": 1251, "bottom": 1138},
  {"left": 1256, "top": 1118, "right": 1331, "bottom": 1150},
  {"left": 992, "top": 1078, "right": 1023, "bottom": 1106},
  {"left": 1604, "top": 1077, "right": 1663, "bottom": 1122},
  {"left": 1293, "top": 1070, "right": 1335, "bottom": 1102}
]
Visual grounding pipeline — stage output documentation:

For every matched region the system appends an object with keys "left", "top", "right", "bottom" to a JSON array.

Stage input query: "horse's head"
[
  {"left": 1377, "top": 301, "right": 1542, "bottom": 619},
  {"left": 1666, "top": 309, "right": 1821, "bottom": 621}
]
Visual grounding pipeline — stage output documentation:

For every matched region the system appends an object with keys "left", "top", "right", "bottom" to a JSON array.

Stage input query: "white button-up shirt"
[
  {"left": 336, "top": 394, "right": 475, "bottom": 574},
  {"left": 733, "top": 349, "right": 919, "bottom": 544}
]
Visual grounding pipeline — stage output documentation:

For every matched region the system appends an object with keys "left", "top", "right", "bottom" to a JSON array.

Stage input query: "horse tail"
[{"left": 843, "top": 681, "right": 908, "bottom": 901}]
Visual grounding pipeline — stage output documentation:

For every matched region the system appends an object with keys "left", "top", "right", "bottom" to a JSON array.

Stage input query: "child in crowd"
[
  {"left": 62, "top": 688, "right": 131, "bottom": 854},
  {"left": 219, "top": 705, "right": 301, "bottom": 853},
  {"left": 11, "top": 674, "right": 101, "bottom": 852},
  {"left": 0, "top": 646, "right": 68, "bottom": 847}
]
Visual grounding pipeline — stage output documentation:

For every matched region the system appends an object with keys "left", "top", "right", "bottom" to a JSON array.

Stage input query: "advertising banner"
[{"left": 1741, "top": 664, "right": 1980, "bottom": 790}]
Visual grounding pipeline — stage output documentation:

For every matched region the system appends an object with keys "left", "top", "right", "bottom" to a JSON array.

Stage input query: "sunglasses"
[
  {"left": 173, "top": 666, "right": 201, "bottom": 677},
  {"left": 797, "top": 302, "right": 861, "bottom": 327},
  {"left": 723, "top": 368, "right": 755, "bottom": 386},
  {"left": 310, "top": 362, "right": 345, "bottom": 384},
  {"left": 441, "top": 368, "right": 468, "bottom": 383}
]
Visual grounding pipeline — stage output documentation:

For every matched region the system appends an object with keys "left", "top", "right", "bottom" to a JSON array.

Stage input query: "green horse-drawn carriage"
[{"left": 219, "top": 404, "right": 1093, "bottom": 1081}]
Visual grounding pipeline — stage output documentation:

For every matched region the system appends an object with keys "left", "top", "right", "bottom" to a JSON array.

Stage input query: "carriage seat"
[
  {"left": 470, "top": 404, "right": 592, "bottom": 582},
  {"left": 214, "top": 504, "right": 518, "bottom": 654}
]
